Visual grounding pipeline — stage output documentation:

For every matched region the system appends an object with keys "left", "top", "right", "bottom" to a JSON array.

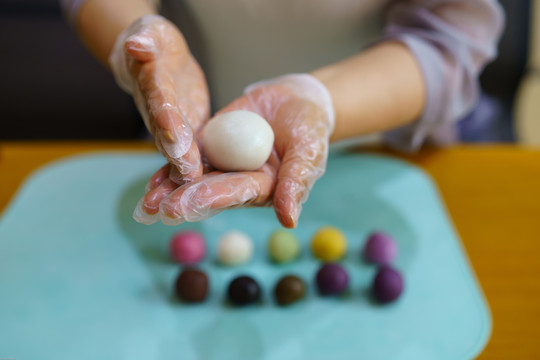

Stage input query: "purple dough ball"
[
  {"left": 316, "top": 263, "right": 349, "bottom": 295},
  {"left": 363, "top": 232, "right": 397, "bottom": 265},
  {"left": 372, "top": 266, "right": 404, "bottom": 303}
]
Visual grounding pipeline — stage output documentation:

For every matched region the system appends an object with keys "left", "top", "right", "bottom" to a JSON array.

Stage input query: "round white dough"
[
  {"left": 202, "top": 110, "right": 274, "bottom": 171},
  {"left": 217, "top": 230, "right": 253, "bottom": 266}
]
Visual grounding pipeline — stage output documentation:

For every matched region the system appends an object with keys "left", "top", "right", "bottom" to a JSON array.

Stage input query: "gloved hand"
[
  {"left": 109, "top": 14, "right": 209, "bottom": 182},
  {"left": 134, "top": 73, "right": 335, "bottom": 228}
]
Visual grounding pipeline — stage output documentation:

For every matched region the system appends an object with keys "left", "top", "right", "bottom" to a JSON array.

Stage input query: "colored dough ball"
[
  {"left": 363, "top": 231, "right": 397, "bottom": 265},
  {"left": 268, "top": 229, "right": 300, "bottom": 263},
  {"left": 372, "top": 266, "right": 404, "bottom": 303},
  {"left": 274, "top": 275, "right": 306, "bottom": 306},
  {"left": 174, "top": 268, "right": 209, "bottom": 303},
  {"left": 169, "top": 230, "right": 206, "bottom": 264},
  {"left": 315, "top": 263, "right": 349, "bottom": 295},
  {"left": 217, "top": 230, "right": 253, "bottom": 266},
  {"left": 227, "top": 275, "right": 261, "bottom": 306},
  {"left": 202, "top": 110, "right": 274, "bottom": 172},
  {"left": 311, "top": 226, "right": 347, "bottom": 261}
]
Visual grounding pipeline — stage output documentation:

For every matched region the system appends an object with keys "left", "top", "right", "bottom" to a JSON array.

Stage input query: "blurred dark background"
[
  {"left": 0, "top": 0, "right": 531, "bottom": 141},
  {"left": 0, "top": 0, "right": 143, "bottom": 140}
]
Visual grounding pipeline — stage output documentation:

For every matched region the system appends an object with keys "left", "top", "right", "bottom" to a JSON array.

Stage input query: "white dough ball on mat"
[{"left": 217, "top": 230, "right": 253, "bottom": 266}]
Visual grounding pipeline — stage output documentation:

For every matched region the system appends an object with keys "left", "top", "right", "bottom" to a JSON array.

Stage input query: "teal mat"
[{"left": 0, "top": 151, "right": 490, "bottom": 359}]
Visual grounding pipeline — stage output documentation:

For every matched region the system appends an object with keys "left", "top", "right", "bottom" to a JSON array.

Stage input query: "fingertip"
[
  {"left": 277, "top": 213, "right": 296, "bottom": 229},
  {"left": 125, "top": 34, "right": 159, "bottom": 62},
  {"left": 163, "top": 130, "right": 175, "bottom": 142},
  {"left": 167, "top": 142, "right": 203, "bottom": 184},
  {"left": 274, "top": 196, "right": 299, "bottom": 229},
  {"left": 141, "top": 191, "right": 160, "bottom": 215},
  {"left": 158, "top": 198, "right": 186, "bottom": 225},
  {"left": 133, "top": 198, "right": 159, "bottom": 225},
  {"left": 159, "top": 213, "right": 186, "bottom": 226},
  {"left": 155, "top": 114, "right": 194, "bottom": 161},
  {"left": 139, "top": 179, "right": 179, "bottom": 224},
  {"left": 145, "top": 164, "right": 171, "bottom": 192}
]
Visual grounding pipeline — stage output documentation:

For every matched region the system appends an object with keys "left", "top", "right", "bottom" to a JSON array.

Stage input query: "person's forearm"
[
  {"left": 312, "top": 41, "right": 425, "bottom": 143},
  {"left": 76, "top": 0, "right": 157, "bottom": 67}
]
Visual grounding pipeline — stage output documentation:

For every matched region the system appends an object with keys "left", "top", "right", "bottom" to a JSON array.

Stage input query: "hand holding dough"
[{"left": 133, "top": 73, "right": 335, "bottom": 228}]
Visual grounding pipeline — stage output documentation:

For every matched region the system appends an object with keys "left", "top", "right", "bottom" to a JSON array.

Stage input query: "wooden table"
[{"left": 1, "top": 141, "right": 539, "bottom": 359}]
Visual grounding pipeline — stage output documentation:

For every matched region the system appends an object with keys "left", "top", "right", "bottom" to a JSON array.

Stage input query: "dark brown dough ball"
[
  {"left": 274, "top": 275, "right": 306, "bottom": 306},
  {"left": 175, "top": 268, "right": 209, "bottom": 303}
]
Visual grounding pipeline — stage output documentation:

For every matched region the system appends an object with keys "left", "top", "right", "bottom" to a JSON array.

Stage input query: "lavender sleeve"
[
  {"left": 59, "top": 0, "right": 87, "bottom": 26},
  {"left": 382, "top": 0, "right": 505, "bottom": 151},
  {"left": 59, "top": 0, "right": 160, "bottom": 26}
]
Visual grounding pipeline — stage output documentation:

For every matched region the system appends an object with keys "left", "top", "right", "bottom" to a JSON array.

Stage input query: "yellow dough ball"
[{"left": 310, "top": 227, "right": 347, "bottom": 261}]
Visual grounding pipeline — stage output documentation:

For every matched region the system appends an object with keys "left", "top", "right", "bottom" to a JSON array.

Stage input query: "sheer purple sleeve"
[
  {"left": 59, "top": 0, "right": 160, "bottom": 26},
  {"left": 59, "top": 0, "right": 88, "bottom": 26},
  {"left": 382, "top": 0, "right": 505, "bottom": 151}
]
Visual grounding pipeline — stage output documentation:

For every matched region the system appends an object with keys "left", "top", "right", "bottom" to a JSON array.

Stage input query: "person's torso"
[{"left": 163, "top": 0, "right": 388, "bottom": 109}]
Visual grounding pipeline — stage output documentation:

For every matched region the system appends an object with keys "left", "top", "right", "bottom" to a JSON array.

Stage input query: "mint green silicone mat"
[{"left": 0, "top": 151, "right": 490, "bottom": 359}]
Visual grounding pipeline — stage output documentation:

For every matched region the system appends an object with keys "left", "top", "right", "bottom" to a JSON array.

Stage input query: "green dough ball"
[{"left": 268, "top": 230, "right": 300, "bottom": 263}]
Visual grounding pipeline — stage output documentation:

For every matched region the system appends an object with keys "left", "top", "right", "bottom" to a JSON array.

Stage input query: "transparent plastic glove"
[
  {"left": 109, "top": 14, "right": 209, "bottom": 182},
  {"left": 134, "top": 73, "right": 335, "bottom": 228}
]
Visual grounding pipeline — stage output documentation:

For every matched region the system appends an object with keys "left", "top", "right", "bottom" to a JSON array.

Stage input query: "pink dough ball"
[
  {"left": 363, "top": 231, "right": 397, "bottom": 265},
  {"left": 169, "top": 230, "right": 206, "bottom": 264}
]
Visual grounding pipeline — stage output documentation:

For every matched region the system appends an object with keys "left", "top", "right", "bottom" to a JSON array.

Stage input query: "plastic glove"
[
  {"left": 134, "top": 73, "right": 335, "bottom": 228},
  {"left": 109, "top": 14, "right": 209, "bottom": 181}
]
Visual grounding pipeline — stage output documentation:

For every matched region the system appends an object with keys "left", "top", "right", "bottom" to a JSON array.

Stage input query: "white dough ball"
[
  {"left": 217, "top": 230, "right": 253, "bottom": 266},
  {"left": 202, "top": 110, "right": 274, "bottom": 171}
]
